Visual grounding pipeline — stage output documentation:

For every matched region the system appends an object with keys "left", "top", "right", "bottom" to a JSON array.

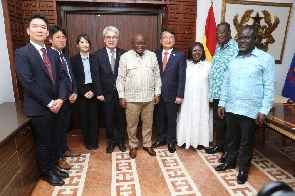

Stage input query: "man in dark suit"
[
  {"left": 14, "top": 13, "right": 69, "bottom": 186},
  {"left": 92, "top": 26, "right": 127, "bottom": 153},
  {"left": 48, "top": 25, "right": 80, "bottom": 170},
  {"left": 152, "top": 28, "right": 187, "bottom": 153}
]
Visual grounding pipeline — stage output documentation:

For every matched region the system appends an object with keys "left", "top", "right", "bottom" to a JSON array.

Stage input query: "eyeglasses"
[
  {"left": 134, "top": 42, "right": 146, "bottom": 46},
  {"left": 161, "top": 36, "right": 175, "bottom": 40},
  {"left": 192, "top": 49, "right": 203, "bottom": 53},
  {"left": 105, "top": 36, "right": 118, "bottom": 40}
]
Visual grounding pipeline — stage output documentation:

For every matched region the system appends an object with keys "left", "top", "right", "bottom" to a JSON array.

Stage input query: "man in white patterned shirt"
[{"left": 116, "top": 33, "right": 162, "bottom": 159}]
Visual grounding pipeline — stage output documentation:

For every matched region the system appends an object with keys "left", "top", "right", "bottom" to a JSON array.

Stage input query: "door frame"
[{"left": 57, "top": 2, "right": 167, "bottom": 54}]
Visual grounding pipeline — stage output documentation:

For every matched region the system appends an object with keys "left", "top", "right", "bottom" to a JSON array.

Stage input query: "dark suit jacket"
[
  {"left": 155, "top": 48, "right": 187, "bottom": 102},
  {"left": 92, "top": 47, "right": 126, "bottom": 103},
  {"left": 14, "top": 42, "right": 66, "bottom": 116},
  {"left": 70, "top": 53, "right": 94, "bottom": 96}
]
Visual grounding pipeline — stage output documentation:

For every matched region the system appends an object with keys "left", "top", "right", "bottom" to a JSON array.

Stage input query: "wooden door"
[
  {"left": 65, "top": 13, "right": 159, "bottom": 128},
  {"left": 66, "top": 13, "right": 158, "bottom": 57}
]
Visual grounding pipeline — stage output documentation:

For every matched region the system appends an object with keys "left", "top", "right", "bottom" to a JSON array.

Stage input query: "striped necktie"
[
  {"left": 60, "top": 54, "right": 73, "bottom": 92},
  {"left": 41, "top": 48, "right": 54, "bottom": 85}
]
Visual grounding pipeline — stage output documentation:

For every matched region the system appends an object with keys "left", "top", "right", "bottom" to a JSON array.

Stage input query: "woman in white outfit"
[{"left": 176, "top": 42, "right": 213, "bottom": 149}]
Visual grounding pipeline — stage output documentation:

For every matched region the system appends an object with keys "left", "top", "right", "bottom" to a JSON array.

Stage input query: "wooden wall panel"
[
  {"left": 165, "top": 0, "right": 196, "bottom": 55},
  {"left": 2, "top": 0, "right": 26, "bottom": 101},
  {"left": 39, "top": 1, "right": 57, "bottom": 25},
  {"left": 23, "top": 0, "right": 57, "bottom": 44},
  {"left": 66, "top": 14, "right": 158, "bottom": 57}
]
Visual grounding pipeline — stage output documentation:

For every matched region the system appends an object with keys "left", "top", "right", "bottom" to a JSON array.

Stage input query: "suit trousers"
[
  {"left": 101, "top": 91, "right": 126, "bottom": 145},
  {"left": 75, "top": 90, "right": 99, "bottom": 146},
  {"left": 155, "top": 99, "right": 178, "bottom": 144},
  {"left": 213, "top": 99, "right": 227, "bottom": 151},
  {"left": 31, "top": 112, "right": 61, "bottom": 174},
  {"left": 56, "top": 101, "right": 72, "bottom": 159},
  {"left": 125, "top": 101, "right": 154, "bottom": 148},
  {"left": 225, "top": 112, "right": 258, "bottom": 172}
]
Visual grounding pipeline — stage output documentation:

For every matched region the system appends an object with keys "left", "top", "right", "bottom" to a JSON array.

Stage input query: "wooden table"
[{"left": 264, "top": 103, "right": 295, "bottom": 176}]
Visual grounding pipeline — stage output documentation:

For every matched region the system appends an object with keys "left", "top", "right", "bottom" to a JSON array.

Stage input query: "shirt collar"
[
  {"left": 51, "top": 47, "right": 62, "bottom": 55},
  {"left": 106, "top": 47, "right": 116, "bottom": 54},
  {"left": 162, "top": 48, "right": 173, "bottom": 55},
  {"left": 30, "top": 40, "right": 45, "bottom": 51},
  {"left": 217, "top": 38, "right": 235, "bottom": 50},
  {"left": 237, "top": 47, "right": 258, "bottom": 58},
  {"left": 80, "top": 52, "right": 89, "bottom": 59},
  {"left": 132, "top": 49, "right": 146, "bottom": 57}
]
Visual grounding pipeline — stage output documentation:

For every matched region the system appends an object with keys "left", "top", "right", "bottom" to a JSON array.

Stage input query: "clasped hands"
[
  {"left": 50, "top": 99, "right": 64, "bottom": 113},
  {"left": 84, "top": 91, "right": 94, "bottom": 99}
]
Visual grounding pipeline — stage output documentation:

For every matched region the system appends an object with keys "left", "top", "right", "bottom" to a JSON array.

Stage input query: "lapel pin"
[{"left": 173, "top": 54, "right": 175, "bottom": 56}]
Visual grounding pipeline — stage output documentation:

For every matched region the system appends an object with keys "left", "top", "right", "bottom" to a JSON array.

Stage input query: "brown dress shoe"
[
  {"left": 56, "top": 158, "right": 71, "bottom": 170},
  {"left": 143, "top": 147, "right": 156, "bottom": 156},
  {"left": 63, "top": 150, "right": 81, "bottom": 157},
  {"left": 129, "top": 147, "right": 137, "bottom": 159}
]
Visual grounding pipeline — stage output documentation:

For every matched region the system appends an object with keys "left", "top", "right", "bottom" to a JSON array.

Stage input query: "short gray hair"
[{"left": 103, "top": 26, "right": 120, "bottom": 37}]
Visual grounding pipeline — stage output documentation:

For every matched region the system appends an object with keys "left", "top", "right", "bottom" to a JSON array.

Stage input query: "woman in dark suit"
[{"left": 70, "top": 34, "right": 99, "bottom": 150}]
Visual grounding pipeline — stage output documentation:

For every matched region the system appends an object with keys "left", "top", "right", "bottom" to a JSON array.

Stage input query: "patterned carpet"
[{"left": 31, "top": 128, "right": 295, "bottom": 196}]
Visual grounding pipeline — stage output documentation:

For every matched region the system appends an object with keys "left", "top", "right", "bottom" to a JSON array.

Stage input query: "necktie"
[
  {"left": 60, "top": 54, "right": 73, "bottom": 92},
  {"left": 110, "top": 50, "right": 115, "bottom": 74},
  {"left": 60, "top": 54, "right": 67, "bottom": 68},
  {"left": 41, "top": 48, "right": 54, "bottom": 85},
  {"left": 163, "top": 51, "right": 168, "bottom": 71}
]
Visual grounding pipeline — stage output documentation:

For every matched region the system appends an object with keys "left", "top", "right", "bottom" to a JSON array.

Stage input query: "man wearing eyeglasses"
[
  {"left": 116, "top": 33, "right": 162, "bottom": 159},
  {"left": 92, "top": 26, "right": 127, "bottom": 154},
  {"left": 152, "top": 28, "right": 187, "bottom": 153}
]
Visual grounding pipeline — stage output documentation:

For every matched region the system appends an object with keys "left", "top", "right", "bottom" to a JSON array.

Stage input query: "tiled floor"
[{"left": 31, "top": 127, "right": 295, "bottom": 196}]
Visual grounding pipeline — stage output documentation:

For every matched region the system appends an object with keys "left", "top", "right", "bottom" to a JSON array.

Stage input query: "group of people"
[{"left": 14, "top": 12, "right": 275, "bottom": 187}]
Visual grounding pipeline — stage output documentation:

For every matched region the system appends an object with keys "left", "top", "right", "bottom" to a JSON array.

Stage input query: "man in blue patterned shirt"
[
  {"left": 206, "top": 22, "right": 238, "bottom": 163},
  {"left": 215, "top": 25, "right": 276, "bottom": 184}
]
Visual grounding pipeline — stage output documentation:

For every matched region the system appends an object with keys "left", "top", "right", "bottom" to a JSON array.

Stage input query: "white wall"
[
  {"left": 196, "top": 0, "right": 295, "bottom": 95},
  {"left": 0, "top": 1, "right": 14, "bottom": 104}
]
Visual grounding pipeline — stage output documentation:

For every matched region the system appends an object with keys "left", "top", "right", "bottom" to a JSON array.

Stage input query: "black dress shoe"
[
  {"left": 86, "top": 145, "right": 92, "bottom": 150},
  {"left": 237, "top": 171, "right": 248, "bottom": 184},
  {"left": 151, "top": 141, "right": 166, "bottom": 148},
  {"left": 219, "top": 152, "right": 228, "bottom": 163},
  {"left": 52, "top": 167, "right": 69, "bottom": 178},
  {"left": 168, "top": 143, "right": 176, "bottom": 153},
  {"left": 117, "top": 143, "right": 126, "bottom": 152},
  {"left": 197, "top": 145, "right": 204, "bottom": 150},
  {"left": 92, "top": 144, "right": 99, "bottom": 150},
  {"left": 106, "top": 144, "right": 115, "bottom": 153},
  {"left": 42, "top": 170, "right": 65, "bottom": 186},
  {"left": 205, "top": 146, "right": 224, "bottom": 154},
  {"left": 215, "top": 163, "right": 236, "bottom": 171}
]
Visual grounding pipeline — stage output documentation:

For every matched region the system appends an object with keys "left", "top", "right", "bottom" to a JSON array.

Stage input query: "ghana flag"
[{"left": 202, "top": 5, "right": 217, "bottom": 62}]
